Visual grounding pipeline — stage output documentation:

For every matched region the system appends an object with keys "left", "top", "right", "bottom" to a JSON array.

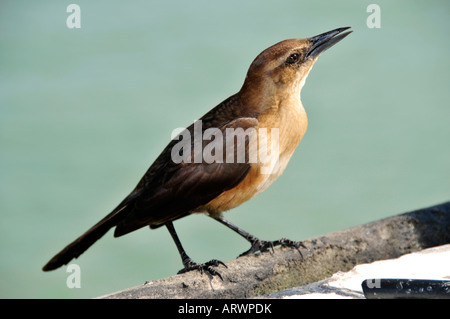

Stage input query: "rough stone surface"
[
  {"left": 98, "top": 201, "right": 450, "bottom": 299},
  {"left": 262, "top": 244, "right": 450, "bottom": 299}
]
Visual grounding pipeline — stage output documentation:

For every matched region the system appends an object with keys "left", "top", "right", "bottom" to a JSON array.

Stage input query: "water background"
[{"left": 1, "top": 0, "right": 449, "bottom": 298}]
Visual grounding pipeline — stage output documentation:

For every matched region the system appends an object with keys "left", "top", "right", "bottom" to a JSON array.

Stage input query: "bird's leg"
[
  {"left": 165, "top": 222, "right": 227, "bottom": 280},
  {"left": 212, "top": 216, "right": 305, "bottom": 257}
]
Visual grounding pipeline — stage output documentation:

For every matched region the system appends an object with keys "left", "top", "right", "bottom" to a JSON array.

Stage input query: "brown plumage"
[{"left": 43, "top": 27, "right": 351, "bottom": 277}]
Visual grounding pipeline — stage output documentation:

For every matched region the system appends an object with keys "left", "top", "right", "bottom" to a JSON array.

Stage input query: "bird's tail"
[{"left": 42, "top": 205, "right": 129, "bottom": 271}]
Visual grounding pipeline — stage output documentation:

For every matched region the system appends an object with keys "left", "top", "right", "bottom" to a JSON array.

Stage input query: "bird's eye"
[{"left": 286, "top": 53, "right": 301, "bottom": 65}]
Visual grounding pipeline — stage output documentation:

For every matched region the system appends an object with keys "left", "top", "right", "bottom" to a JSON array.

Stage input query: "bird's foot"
[
  {"left": 239, "top": 238, "right": 275, "bottom": 257},
  {"left": 239, "top": 237, "right": 306, "bottom": 258},
  {"left": 178, "top": 258, "right": 227, "bottom": 280}
]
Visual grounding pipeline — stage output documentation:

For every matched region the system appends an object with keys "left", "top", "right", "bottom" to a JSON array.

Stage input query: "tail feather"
[{"left": 42, "top": 205, "right": 128, "bottom": 271}]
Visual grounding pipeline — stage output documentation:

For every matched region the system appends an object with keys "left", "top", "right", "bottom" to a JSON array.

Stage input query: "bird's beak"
[{"left": 306, "top": 27, "right": 352, "bottom": 59}]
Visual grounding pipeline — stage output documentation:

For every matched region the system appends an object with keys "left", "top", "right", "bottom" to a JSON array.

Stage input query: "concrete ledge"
[
  {"left": 262, "top": 244, "right": 450, "bottom": 299},
  {"left": 98, "top": 201, "right": 450, "bottom": 299}
]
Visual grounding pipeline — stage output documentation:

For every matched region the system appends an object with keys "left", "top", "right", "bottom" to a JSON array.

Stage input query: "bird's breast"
[{"left": 204, "top": 99, "right": 308, "bottom": 214}]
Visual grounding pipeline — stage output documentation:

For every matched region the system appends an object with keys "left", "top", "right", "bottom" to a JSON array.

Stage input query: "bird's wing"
[{"left": 113, "top": 117, "right": 259, "bottom": 236}]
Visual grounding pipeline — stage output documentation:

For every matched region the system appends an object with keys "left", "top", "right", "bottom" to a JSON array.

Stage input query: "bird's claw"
[
  {"left": 273, "top": 238, "right": 306, "bottom": 249},
  {"left": 178, "top": 259, "right": 227, "bottom": 280},
  {"left": 239, "top": 237, "right": 306, "bottom": 258},
  {"left": 239, "top": 239, "right": 275, "bottom": 257}
]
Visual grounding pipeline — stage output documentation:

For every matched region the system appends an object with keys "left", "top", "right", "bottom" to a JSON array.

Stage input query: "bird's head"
[{"left": 240, "top": 27, "right": 352, "bottom": 105}]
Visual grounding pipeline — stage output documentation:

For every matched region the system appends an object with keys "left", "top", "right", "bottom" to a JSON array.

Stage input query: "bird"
[{"left": 43, "top": 27, "right": 352, "bottom": 279}]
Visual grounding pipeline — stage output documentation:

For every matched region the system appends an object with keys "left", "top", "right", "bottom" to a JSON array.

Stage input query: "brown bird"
[{"left": 43, "top": 27, "right": 352, "bottom": 278}]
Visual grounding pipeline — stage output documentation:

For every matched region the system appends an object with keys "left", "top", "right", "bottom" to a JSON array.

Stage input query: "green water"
[{"left": 1, "top": 0, "right": 449, "bottom": 298}]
